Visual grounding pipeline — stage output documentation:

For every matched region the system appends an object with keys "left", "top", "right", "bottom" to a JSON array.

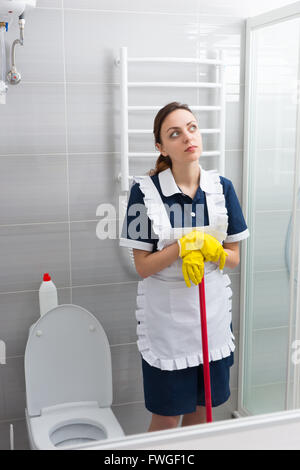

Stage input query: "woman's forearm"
[
  {"left": 223, "top": 247, "right": 240, "bottom": 269},
  {"left": 135, "top": 242, "right": 180, "bottom": 278}
]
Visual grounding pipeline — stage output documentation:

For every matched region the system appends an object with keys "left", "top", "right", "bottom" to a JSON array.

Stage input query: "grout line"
[
  {"left": 61, "top": 1, "right": 73, "bottom": 303},
  {"left": 17, "top": 80, "right": 243, "bottom": 85},
  {"left": 0, "top": 152, "right": 120, "bottom": 157},
  {"left": 60, "top": 8, "right": 202, "bottom": 17},
  {"left": 37, "top": 5, "right": 246, "bottom": 20},
  {"left": 0, "top": 416, "right": 28, "bottom": 425},
  {"left": 0, "top": 220, "right": 98, "bottom": 227},
  {"left": 249, "top": 381, "right": 289, "bottom": 388},
  {"left": 62, "top": 7, "right": 246, "bottom": 20},
  {"left": 255, "top": 209, "right": 294, "bottom": 213},
  {"left": 0, "top": 149, "right": 246, "bottom": 158},
  {"left": 18, "top": 81, "right": 119, "bottom": 85},
  {"left": 0, "top": 280, "right": 138, "bottom": 295},
  {"left": 0, "top": 218, "right": 128, "bottom": 227},
  {"left": 110, "top": 342, "right": 137, "bottom": 348},
  {"left": 112, "top": 400, "right": 145, "bottom": 408},
  {"left": 252, "top": 325, "right": 289, "bottom": 333},
  {"left": 252, "top": 268, "right": 288, "bottom": 273}
]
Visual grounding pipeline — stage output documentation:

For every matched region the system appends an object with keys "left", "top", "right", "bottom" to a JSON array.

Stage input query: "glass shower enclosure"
[{"left": 239, "top": 1, "right": 300, "bottom": 416}]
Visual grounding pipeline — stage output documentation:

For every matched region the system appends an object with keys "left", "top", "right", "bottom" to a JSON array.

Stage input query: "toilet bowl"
[{"left": 24, "top": 304, "right": 125, "bottom": 450}]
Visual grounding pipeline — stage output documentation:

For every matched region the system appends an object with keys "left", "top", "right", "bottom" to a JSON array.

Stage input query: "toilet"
[{"left": 24, "top": 304, "right": 125, "bottom": 450}]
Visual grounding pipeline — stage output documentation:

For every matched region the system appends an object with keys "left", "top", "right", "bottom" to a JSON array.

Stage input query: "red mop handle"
[{"left": 199, "top": 277, "right": 213, "bottom": 423}]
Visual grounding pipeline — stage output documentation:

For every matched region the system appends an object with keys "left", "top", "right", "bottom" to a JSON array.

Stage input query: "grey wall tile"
[
  {"left": 0, "top": 223, "right": 70, "bottom": 293},
  {"left": 70, "top": 221, "right": 139, "bottom": 286},
  {"left": 127, "top": 60, "right": 199, "bottom": 83},
  {"left": 37, "top": 0, "right": 62, "bottom": 8},
  {"left": 0, "top": 419, "right": 31, "bottom": 450},
  {"left": 0, "top": 155, "right": 68, "bottom": 225},
  {"left": 10, "top": 419, "right": 30, "bottom": 450},
  {"left": 72, "top": 282, "right": 138, "bottom": 346},
  {"left": 64, "top": 10, "right": 199, "bottom": 83},
  {"left": 0, "top": 289, "right": 71, "bottom": 357},
  {"left": 224, "top": 150, "right": 244, "bottom": 202},
  {"left": 198, "top": 0, "right": 297, "bottom": 18},
  {"left": 112, "top": 402, "right": 151, "bottom": 436},
  {"left": 64, "top": 0, "right": 199, "bottom": 14},
  {"left": 198, "top": 16, "right": 244, "bottom": 53},
  {"left": 66, "top": 84, "right": 119, "bottom": 154},
  {"left": 225, "top": 88, "right": 245, "bottom": 151},
  {"left": 0, "top": 84, "right": 66, "bottom": 156},
  {"left": 111, "top": 344, "right": 144, "bottom": 405},
  {"left": 0, "top": 421, "right": 10, "bottom": 450},
  {"left": 0, "top": 369, "right": 6, "bottom": 422},
  {"left": 68, "top": 153, "right": 121, "bottom": 220},
  {"left": 5, "top": 8, "right": 64, "bottom": 82},
  {"left": 0, "top": 357, "right": 26, "bottom": 420}
]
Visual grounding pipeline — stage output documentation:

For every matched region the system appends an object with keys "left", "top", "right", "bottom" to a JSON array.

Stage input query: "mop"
[{"left": 199, "top": 277, "right": 213, "bottom": 423}]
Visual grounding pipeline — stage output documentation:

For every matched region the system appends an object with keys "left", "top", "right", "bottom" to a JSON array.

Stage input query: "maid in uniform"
[{"left": 120, "top": 102, "right": 249, "bottom": 432}]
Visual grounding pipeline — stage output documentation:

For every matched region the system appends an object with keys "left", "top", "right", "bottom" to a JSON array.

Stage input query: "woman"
[{"left": 120, "top": 102, "right": 249, "bottom": 432}]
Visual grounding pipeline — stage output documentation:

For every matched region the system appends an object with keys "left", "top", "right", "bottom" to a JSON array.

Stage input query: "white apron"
[{"left": 133, "top": 166, "right": 235, "bottom": 371}]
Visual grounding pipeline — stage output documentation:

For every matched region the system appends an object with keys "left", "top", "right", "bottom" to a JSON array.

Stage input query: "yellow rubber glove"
[
  {"left": 178, "top": 230, "right": 228, "bottom": 270},
  {"left": 182, "top": 250, "right": 205, "bottom": 288}
]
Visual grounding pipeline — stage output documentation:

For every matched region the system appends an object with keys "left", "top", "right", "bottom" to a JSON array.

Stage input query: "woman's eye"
[
  {"left": 170, "top": 125, "right": 197, "bottom": 138},
  {"left": 170, "top": 131, "right": 179, "bottom": 138}
]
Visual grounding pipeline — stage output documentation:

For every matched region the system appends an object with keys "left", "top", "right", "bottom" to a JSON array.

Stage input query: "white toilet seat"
[{"left": 26, "top": 402, "right": 125, "bottom": 450}]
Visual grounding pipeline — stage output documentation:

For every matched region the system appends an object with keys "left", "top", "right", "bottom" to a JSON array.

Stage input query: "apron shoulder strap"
[{"left": 132, "top": 175, "right": 172, "bottom": 249}]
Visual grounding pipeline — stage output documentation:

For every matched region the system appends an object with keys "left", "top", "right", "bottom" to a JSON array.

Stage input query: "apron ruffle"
[
  {"left": 133, "top": 175, "right": 172, "bottom": 251},
  {"left": 135, "top": 272, "right": 235, "bottom": 371}
]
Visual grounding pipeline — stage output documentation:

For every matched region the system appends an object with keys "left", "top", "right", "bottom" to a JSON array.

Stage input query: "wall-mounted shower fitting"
[
  {"left": 0, "top": 0, "right": 36, "bottom": 103},
  {"left": 0, "top": 1, "right": 35, "bottom": 26},
  {"left": 7, "top": 14, "right": 25, "bottom": 85},
  {"left": 0, "top": 21, "right": 8, "bottom": 104}
]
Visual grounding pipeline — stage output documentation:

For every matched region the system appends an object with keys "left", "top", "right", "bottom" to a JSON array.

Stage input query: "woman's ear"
[{"left": 156, "top": 142, "right": 168, "bottom": 157}]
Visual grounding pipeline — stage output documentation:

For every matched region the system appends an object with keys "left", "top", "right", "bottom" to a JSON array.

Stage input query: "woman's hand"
[
  {"left": 182, "top": 250, "right": 204, "bottom": 288},
  {"left": 178, "top": 230, "right": 228, "bottom": 270}
]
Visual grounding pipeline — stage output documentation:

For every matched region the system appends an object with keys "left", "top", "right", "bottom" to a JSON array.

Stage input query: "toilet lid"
[{"left": 25, "top": 304, "right": 113, "bottom": 417}]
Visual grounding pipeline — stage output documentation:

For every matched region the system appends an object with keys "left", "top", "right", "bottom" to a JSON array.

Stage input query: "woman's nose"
[{"left": 182, "top": 131, "right": 191, "bottom": 142}]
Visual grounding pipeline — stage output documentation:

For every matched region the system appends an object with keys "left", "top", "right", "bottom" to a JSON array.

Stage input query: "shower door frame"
[{"left": 238, "top": 1, "right": 300, "bottom": 417}]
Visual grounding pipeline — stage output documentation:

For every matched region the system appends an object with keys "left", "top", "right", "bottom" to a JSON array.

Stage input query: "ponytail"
[{"left": 148, "top": 154, "right": 172, "bottom": 176}]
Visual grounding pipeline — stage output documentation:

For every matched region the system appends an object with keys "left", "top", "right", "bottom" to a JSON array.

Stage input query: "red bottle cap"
[{"left": 43, "top": 273, "right": 51, "bottom": 282}]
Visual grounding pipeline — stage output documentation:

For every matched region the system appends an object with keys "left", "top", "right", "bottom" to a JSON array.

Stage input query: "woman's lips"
[{"left": 185, "top": 146, "right": 197, "bottom": 152}]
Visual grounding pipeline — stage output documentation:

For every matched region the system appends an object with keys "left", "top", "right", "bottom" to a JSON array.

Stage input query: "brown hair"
[{"left": 148, "top": 101, "right": 194, "bottom": 176}]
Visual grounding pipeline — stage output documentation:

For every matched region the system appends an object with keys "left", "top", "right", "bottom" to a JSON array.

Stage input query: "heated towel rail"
[{"left": 115, "top": 46, "right": 227, "bottom": 192}]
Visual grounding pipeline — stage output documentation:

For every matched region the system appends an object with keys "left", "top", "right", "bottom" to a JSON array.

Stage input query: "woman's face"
[{"left": 155, "top": 109, "right": 203, "bottom": 165}]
